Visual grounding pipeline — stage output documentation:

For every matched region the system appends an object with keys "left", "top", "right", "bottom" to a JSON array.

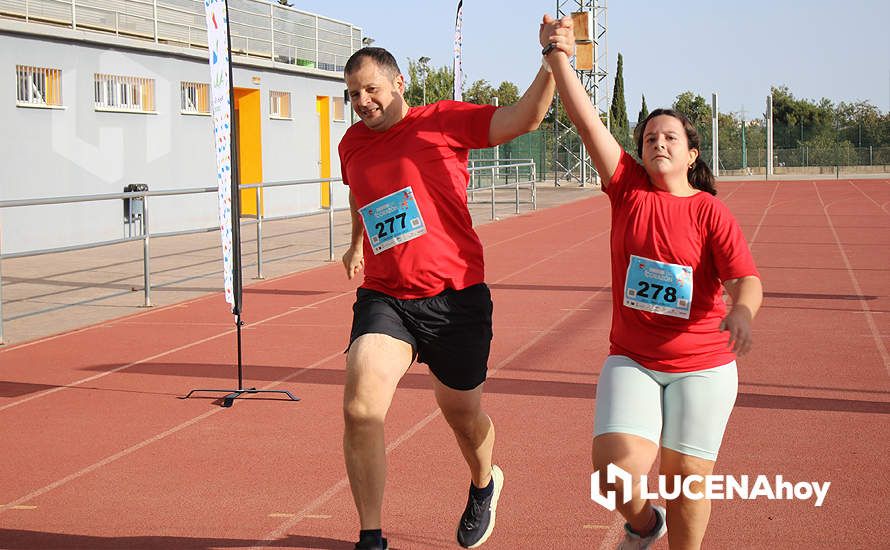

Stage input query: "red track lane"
[{"left": 1, "top": 181, "right": 889, "bottom": 549}]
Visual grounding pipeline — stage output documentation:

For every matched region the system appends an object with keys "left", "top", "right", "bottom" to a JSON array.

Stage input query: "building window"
[
  {"left": 94, "top": 74, "right": 156, "bottom": 113},
  {"left": 332, "top": 96, "right": 345, "bottom": 122},
  {"left": 270, "top": 91, "right": 291, "bottom": 119},
  {"left": 181, "top": 81, "right": 210, "bottom": 115},
  {"left": 16, "top": 65, "right": 62, "bottom": 107}
]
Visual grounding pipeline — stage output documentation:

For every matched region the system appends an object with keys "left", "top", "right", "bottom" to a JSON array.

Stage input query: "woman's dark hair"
[
  {"left": 633, "top": 108, "right": 716, "bottom": 195},
  {"left": 344, "top": 47, "right": 402, "bottom": 78}
]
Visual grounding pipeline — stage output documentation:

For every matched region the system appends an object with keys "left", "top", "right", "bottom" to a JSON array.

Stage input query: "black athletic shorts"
[{"left": 348, "top": 283, "right": 493, "bottom": 391}]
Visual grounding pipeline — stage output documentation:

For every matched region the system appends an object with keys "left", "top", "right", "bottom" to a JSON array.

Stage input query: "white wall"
[{"left": 0, "top": 29, "right": 352, "bottom": 254}]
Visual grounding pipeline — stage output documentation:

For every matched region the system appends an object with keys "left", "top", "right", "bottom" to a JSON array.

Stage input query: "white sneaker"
[{"left": 616, "top": 504, "right": 667, "bottom": 550}]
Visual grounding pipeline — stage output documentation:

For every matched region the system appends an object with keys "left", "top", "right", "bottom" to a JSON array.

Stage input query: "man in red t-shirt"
[{"left": 337, "top": 37, "right": 557, "bottom": 550}]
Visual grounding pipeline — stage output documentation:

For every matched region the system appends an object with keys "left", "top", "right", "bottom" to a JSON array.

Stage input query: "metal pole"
[
  {"left": 269, "top": 2, "right": 275, "bottom": 62},
  {"left": 328, "top": 183, "right": 335, "bottom": 261},
  {"left": 255, "top": 186, "right": 264, "bottom": 279},
  {"left": 71, "top": 0, "right": 76, "bottom": 30},
  {"left": 490, "top": 169, "right": 496, "bottom": 220},
  {"left": 766, "top": 94, "right": 774, "bottom": 178},
  {"left": 711, "top": 93, "right": 719, "bottom": 177},
  {"left": 515, "top": 166, "right": 520, "bottom": 214},
  {"left": 554, "top": 97, "right": 560, "bottom": 187},
  {"left": 0, "top": 218, "right": 5, "bottom": 344},
  {"left": 579, "top": 140, "right": 584, "bottom": 185},
  {"left": 492, "top": 97, "right": 499, "bottom": 181},
  {"left": 153, "top": 0, "right": 158, "bottom": 42},
  {"left": 142, "top": 195, "right": 152, "bottom": 307},
  {"left": 532, "top": 162, "right": 537, "bottom": 210},
  {"left": 470, "top": 167, "right": 476, "bottom": 202}
]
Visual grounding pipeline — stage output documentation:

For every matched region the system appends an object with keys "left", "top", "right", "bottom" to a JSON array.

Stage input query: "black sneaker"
[
  {"left": 354, "top": 536, "right": 387, "bottom": 550},
  {"left": 456, "top": 465, "right": 504, "bottom": 548}
]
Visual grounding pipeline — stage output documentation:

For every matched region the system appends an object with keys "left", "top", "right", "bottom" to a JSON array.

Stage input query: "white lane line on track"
[
  {"left": 848, "top": 180, "right": 890, "bottom": 216},
  {"left": 0, "top": 348, "right": 346, "bottom": 515},
  {"left": 0, "top": 201, "right": 609, "bottom": 519},
  {"left": 0, "top": 291, "right": 353, "bottom": 413},
  {"left": 813, "top": 181, "right": 890, "bottom": 376}
]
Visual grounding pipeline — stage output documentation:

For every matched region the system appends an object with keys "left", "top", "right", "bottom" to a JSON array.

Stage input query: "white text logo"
[{"left": 591, "top": 464, "right": 830, "bottom": 510}]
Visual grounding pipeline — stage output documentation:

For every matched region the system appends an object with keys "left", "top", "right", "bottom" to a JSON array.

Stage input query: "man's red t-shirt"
[
  {"left": 339, "top": 100, "right": 497, "bottom": 299},
  {"left": 606, "top": 152, "right": 760, "bottom": 372}
]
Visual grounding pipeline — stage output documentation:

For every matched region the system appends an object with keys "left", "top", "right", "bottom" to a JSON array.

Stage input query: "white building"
[{"left": 0, "top": 0, "right": 360, "bottom": 254}]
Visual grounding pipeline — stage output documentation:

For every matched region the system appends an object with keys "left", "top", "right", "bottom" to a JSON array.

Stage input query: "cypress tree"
[
  {"left": 637, "top": 94, "right": 649, "bottom": 126},
  {"left": 609, "top": 53, "right": 629, "bottom": 146}
]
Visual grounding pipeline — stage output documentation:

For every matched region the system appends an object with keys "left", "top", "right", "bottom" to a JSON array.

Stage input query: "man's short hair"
[{"left": 344, "top": 47, "right": 401, "bottom": 78}]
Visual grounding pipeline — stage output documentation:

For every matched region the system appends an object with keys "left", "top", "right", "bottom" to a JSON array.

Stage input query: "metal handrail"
[
  {"left": 0, "top": 0, "right": 361, "bottom": 73},
  {"left": 0, "top": 176, "right": 344, "bottom": 344},
  {"left": 467, "top": 160, "right": 538, "bottom": 219},
  {"left": 0, "top": 163, "right": 538, "bottom": 344}
]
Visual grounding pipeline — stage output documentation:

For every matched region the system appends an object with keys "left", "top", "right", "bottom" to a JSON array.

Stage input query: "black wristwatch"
[{"left": 542, "top": 43, "right": 556, "bottom": 56}]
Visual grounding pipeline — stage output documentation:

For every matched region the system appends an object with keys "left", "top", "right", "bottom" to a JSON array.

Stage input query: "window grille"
[
  {"left": 94, "top": 74, "right": 156, "bottom": 112},
  {"left": 16, "top": 65, "right": 62, "bottom": 107},
  {"left": 270, "top": 91, "right": 291, "bottom": 119},
  {"left": 332, "top": 96, "right": 345, "bottom": 122},
  {"left": 181, "top": 81, "right": 210, "bottom": 114}
]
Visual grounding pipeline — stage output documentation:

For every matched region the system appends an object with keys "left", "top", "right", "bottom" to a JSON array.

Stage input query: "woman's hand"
[{"left": 720, "top": 305, "right": 754, "bottom": 355}]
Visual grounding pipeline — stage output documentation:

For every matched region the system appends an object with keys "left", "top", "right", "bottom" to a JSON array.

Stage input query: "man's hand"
[{"left": 342, "top": 246, "right": 364, "bottom": 280}]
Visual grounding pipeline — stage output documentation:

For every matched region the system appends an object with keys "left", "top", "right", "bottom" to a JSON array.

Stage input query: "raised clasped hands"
[{"left": 540, "top": 14, "right": 575, "bottom": 57}]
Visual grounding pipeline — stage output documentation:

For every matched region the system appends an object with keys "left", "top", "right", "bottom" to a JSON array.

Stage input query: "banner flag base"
[
  {"left": 180, "top": 314, "right": 300, "bottom": 408},
  {"left": 180, "top": 387, "right": 300, "bottom": 408}
]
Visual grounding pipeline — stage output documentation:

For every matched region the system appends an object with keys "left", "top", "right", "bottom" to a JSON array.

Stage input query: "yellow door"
[
  {"left": 234, "top": 88, "right": 263, "bottom": 217},
  {"left": 316, "top": 96, "right": 331, "bottom": 208}
]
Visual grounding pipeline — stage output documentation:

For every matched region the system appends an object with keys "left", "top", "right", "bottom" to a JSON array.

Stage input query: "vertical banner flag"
[
  {"left": 204, "top": 0, "right": 235, "bottom": 306},
  {"left": 453, "top": 0, "right": 463, "bottom": 101}
]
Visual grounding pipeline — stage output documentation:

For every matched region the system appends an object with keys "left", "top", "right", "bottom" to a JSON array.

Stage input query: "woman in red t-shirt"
[{"left": 543, "top": 15, "right": 763, "bottom": 550}]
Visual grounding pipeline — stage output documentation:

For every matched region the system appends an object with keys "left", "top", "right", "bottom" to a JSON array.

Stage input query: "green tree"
[
  {"left": 672, "top": 91, "right": 711, "bottom": 127},
  {"left": 715, "top": 112, "right": 744, "bottom": 169},
  {"left": 609, "top": 53, "right": 630, "bottom": 147},
  {"left": 496, "top": 81, "right": 520, "bottom": 105},
  {"left": 637, "top": 94, "right": 649, "bottom": 126},
  {"left": 835, "top": 100, "right": 884, "bottom": 146},
  {"left": 770, "top": 85, "right": 835, "bottom": 147},
  {"left": 404, "top": 58, "right": 454, "bottom": 106},
  {"left": 464, "top": 79, "right": 496, "bottom": 105},
  {"left": 463, "top": 79, "right": 520, "bottom": 106}
]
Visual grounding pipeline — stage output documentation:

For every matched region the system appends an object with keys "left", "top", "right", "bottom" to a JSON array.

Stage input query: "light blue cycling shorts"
[{"left": 593, "top": 355, "right": 738, "bottom": 461}]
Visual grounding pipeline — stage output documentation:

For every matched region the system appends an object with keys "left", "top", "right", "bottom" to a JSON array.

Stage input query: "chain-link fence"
[
  {"left": 691, "top": 113, "right": 890, "bottom": 174},
  {"left": 472, "top": 115, "right": 890, "bottom": 180},
  {"left": 471, "top": 128, "right": 548, "bottom": 171},
  {"left": 471, "top": 127, "right": 556, "bottom": 184},
  {"left": 470, "top": 125, "right": 599, "bottom": 185}
]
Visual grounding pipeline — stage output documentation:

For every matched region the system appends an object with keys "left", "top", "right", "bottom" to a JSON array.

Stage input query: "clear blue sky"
[{"left": 296, "top": 0, "right": 890, "bottom": 120}]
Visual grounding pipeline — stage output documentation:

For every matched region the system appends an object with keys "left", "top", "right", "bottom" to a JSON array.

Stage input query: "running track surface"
[{"left": 1, "top": 179, "right": 888, "bottom": 550}]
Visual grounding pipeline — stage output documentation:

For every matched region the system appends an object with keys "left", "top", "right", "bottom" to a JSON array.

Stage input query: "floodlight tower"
[{"left": 553, "top": 0, "right": 608, "bottom": 186}]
